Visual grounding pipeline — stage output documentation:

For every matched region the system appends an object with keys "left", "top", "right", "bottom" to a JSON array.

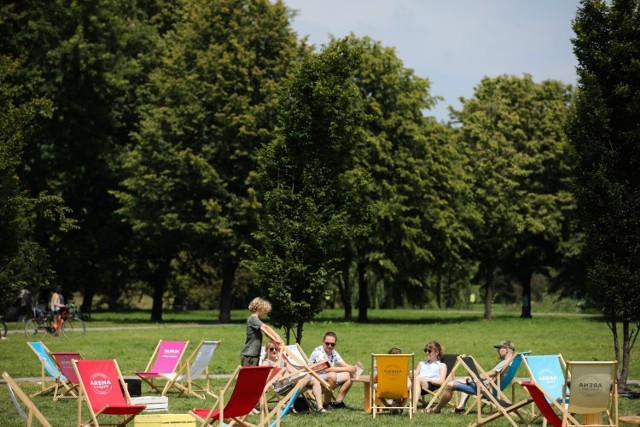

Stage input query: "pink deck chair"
[
  {"left": 135, "top": 340, "right": 189, "bottom": 393},
  {"left": 73, "top": 359, "right": 146, "bottom": 427},
  {"left": 190, "top": 365, "right": 273, "bottom": 427},
  {"left": 51, "top": 351, "right": 83, "bottom": 400}
]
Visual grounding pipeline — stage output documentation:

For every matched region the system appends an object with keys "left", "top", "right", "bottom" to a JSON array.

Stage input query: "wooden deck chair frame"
[
  {"left": 260, "top": 367, "right": 309, "bottom": 424},
  {"left": 519, "top": 381, "right": 581, "bottom": 427},
  {"left": 418, "top": 353, "right": 458, "bottom": 409},
  {"left": 73, "top": 359, "right": 146, "bottom": 427},
  {"left": 564, "top": 360, "right": 618, "bottom": 427},
  {"left": 190, "top": 365, "right": 275, "bottom": 427},
  {"left": 160, "top": 339, "right": 220, "bottom": 399},
  {"left": 522, "top": 353, "right": 569, "bottom": 425},
  {"left": 3, "top": 371, "right": 53, "bottom": 427},
  {"left": 466, "top": 351, "right": 530, "bottom": 415},
  {"left": 51, "top": 351, "right": 83, "bottom": 400},
  {"left": 135, "top": 339, "right": 189, "bottom": 393},
  {"left": 261, "top": 329, "right": 334, "bottom": 403},
  {"left": 370, "top": 353, "right": 414, "bottom": 418},
  {"left": 26, "top": 341, "right": 71, "bottom": 398}
]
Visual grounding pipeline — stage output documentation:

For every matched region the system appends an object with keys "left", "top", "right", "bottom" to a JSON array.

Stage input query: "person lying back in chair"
[{"left": 428, "top": 339, "right": 516, "bottom": 414}]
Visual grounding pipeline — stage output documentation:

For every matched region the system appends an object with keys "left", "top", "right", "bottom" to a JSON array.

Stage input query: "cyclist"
[{"left": 50, "top": 285, "right": 67, "bottom": 334}]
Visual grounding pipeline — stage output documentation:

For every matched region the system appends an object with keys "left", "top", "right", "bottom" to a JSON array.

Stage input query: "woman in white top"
[{"left": 412, "top": 341, "right": 447, "bottom": 409}]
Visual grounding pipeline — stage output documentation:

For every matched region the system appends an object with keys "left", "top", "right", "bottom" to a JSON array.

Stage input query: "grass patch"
[{"left": 1, "top": 308, "right": 638, "bottom": 426}]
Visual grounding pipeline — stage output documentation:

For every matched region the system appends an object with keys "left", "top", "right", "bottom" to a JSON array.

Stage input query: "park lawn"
[{"left": 1, "top": 308, "right": 638, "bottom": 426}]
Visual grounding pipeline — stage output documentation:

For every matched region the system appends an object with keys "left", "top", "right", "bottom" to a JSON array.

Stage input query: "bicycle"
[{"left": 24, "top": 303, "right": 86, "bottom": 338}]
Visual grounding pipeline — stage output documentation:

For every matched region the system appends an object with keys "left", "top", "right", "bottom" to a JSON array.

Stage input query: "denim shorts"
[{"left": 454, "top": 381, "right": 478, "bottom": 395}]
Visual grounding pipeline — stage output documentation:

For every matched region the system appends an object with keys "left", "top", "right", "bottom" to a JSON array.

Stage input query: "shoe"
[
  {"left": 329, "top": 401, "right": 346, "bottom": 409},
  {"left": 454, "top": 407, "right": 466, "bottom": 414}
]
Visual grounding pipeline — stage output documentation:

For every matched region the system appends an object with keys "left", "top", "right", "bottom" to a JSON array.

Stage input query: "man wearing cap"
[{"left": 427, "top": 340, "right": 516, "bottom": 414}]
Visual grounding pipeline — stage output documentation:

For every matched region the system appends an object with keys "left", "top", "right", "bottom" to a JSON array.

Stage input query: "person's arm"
[
  {"left": 329, "top": 360, "right": 356, "bottom": 374},
  {"left": 260, "top": 323, "right": 284, "bottom": 345}
]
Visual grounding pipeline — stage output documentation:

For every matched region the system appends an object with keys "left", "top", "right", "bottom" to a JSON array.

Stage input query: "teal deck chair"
[{"left": 26, "top": 341, "right": 70, "bottom": 398}]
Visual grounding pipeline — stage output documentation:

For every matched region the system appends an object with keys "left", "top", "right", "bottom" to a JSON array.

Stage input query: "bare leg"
[
  {"left": 335, "top": 374, "right": 352, "bottom": 402},
  {"left": 433, "top": 381, "right": 457, "bottom": 412}
]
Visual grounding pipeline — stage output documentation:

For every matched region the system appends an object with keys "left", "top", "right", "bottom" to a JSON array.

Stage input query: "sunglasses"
[
  {"left": 268, "top": 347, "right": 277, "bottom": 352},
  {"left": 324, "top": 342, "right": 336, "bottom": 347}
]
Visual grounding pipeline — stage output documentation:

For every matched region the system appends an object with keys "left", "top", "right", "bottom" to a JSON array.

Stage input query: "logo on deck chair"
[
  {"left": 577, "top": 375, "right": 604, "bottom": 397},
  {"left": 89, "top": 373, "right": 113, "bottom": 394}
]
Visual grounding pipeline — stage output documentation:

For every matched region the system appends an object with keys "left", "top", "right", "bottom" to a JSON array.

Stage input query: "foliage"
[
  {"left": 252, "top": 38, "right": 370, "bottom": 343},
  {"left": 568, "top": 0, "right": 640, "bottom": 390},
  {"left": 452, "top": 74, "right": 575, "bottom": 319},
  {"left": 0, "top": 54, "right": 75, "bottom": 313}
]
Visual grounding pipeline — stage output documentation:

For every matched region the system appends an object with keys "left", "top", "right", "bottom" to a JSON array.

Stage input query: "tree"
[
  {"left": 113, "top": 0, "right": 300, "bottom": 321},
  {"left": 0, "top": 54, "right": 75, "bottom": 312},
  {"left": 452, "top": 74, "right": 575, "bottom": 319},
  {"left": 252, "top": 38, "right": 369, "bottom": 343},
  {"left": 567, "top": 0, "right": 640, "bottom": 391}
]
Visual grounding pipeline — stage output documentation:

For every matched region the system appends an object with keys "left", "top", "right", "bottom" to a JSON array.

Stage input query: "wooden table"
[
  {"left": 619, "top": 415, "right": 640, "bottom": 425},
  {"left": 351, "top": 375, "right": 371, "bottom": 413}
]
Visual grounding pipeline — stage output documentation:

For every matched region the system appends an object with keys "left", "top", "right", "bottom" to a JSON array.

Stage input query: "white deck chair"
[{"left": 160, "top": 339, "right": 221, "bottom": 399}]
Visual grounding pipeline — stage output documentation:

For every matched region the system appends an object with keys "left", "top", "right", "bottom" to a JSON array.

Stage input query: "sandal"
[
  {"left": 455, "top": 407, "right": 466, "bottom": 414},
  {"left": 316, "top": 407, "right": 327, "bottom": 414}
]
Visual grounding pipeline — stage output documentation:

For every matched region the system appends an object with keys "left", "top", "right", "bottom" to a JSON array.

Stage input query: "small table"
[
  {"left": 619, "top": 416, "right": 640, "bottom": 425},
  {"left": 351, "top": 375, "right": 371, "bottom": 413}
]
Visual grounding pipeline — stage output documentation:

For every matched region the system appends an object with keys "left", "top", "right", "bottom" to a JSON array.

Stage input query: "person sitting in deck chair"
[{"left": 429, "top": 339, "right": 516, "bottom": 414}]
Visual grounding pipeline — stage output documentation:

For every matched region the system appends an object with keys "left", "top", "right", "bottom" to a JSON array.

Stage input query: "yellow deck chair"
[{"left": 370, "top": 353, "right": 414, "bottom": 418}]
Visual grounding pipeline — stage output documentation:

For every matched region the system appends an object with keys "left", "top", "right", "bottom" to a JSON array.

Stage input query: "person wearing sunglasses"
[
  {"left": 307, "top": 331, "right": 357, "bottom": 409},
  {"left": 261, "top": 340, "right": 328, "bottom": 413},
  {"left": 412, "top": 341, "right": 447, "bottom": 410},
  {"left": 240, "top": 297, "right": 282, "bottom": 367},
  {"left": 428, "top": 339, "right": 516, "bottom": 414}
]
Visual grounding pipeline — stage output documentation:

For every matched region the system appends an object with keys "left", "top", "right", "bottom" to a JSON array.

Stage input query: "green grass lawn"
[{"left": 1, "top": 308, "right": 638, "bottom": 426}]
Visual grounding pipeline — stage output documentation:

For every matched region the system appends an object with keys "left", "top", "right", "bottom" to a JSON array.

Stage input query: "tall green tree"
[
  {"left": 252, "top": 38, "right": 369, "bottom": 343},
  {"left": 452, "top": 74, "right": 575, "bottom": 319},
  {"left": 0, "top": 55, "right": 75, "bottom": 311},
  {"left": 113, "top": 0, "right": 300, "bottom": 321},
  {"left": 568, "top": 0, "right": 640, "bottom": 390},
  {"left": 0, "top": 1, "right": 158, "bottom": 309}
]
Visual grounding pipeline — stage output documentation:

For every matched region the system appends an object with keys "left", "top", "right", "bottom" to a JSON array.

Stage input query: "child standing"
[{"left": 240, "top": 297, "right": 281, "bottom": 366}]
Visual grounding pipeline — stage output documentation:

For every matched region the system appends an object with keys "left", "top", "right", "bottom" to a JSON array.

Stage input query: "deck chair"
[
  {"left": 564, "top": 360, "right": 618, "bottom": 427},
  {"left": 135, "top": 340, "right": 189, "bottom": 393},
  {"left": 73, "top": 359, "right": 146, "bottom": 427},
  {"left": 467, "top": 351, "right": 530, "bottom": 414},
  {"left": 26, "top": 341, "right": 71, "bottom": 397},
  {"left": 277, "top": 343, "right": 333, "bottom": 405},
  {"left": 523, "top": 354, "right": 569, "bottom": 425},
  {"left": 431, "top": 355, "right": 529, "bottom": 427},
  {"left": 370, "top": 353, "right": 414, "bottom": 418},
  {"left": 3, "top": 371, "right": 53, "bottom": 427},
  {"left": 51, "top": 351, "right": 83, "bottom": 400},
  {"left": 419, "top": 353, "right": 458, "bottom": 409},
  {"left": 260, "top": 367, "right": 309, "bottom": 423},
  {"left": 190, "top": 365, "right": 275, "bottom": 427},
  {"left": 160, "top": 340, "right": 220, "bottom": 398}
]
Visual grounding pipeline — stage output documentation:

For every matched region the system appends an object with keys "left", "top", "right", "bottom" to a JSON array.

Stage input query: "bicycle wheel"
[
  {"left": 61, "top": 316, "right": 85, "bottom": 336},
  {"left": 1, "top": 321, "right": 7, "bottom": 339},
  {"left": 24, "top": 318, "right": 46, "bottom": 338}
]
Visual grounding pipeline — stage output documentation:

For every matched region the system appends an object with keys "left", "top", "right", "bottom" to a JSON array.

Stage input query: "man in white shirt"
[{"left": 307, "top": 331, "right": 357, "bottom": 409}]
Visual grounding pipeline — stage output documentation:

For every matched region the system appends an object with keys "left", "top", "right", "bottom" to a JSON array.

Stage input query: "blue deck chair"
[
  {"left": 522, "top": 354, "right": 569, "bottom": 424},
  {"left": 26, "top": 341, "right": 70, "bottom": 398}
]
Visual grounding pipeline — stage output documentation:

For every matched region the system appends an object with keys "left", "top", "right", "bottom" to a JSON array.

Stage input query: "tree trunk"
[
  {"left": 150, "top": 267, "right": 167, "bottom": 322},
  {"left": 338, "top": 267, "right": 352, "bottom": 320},
  {"left": 218, "top": 258, "right": 237, "bottom": 323},
  {"left": 519, "top": 272, "right": 532, "bottom": 318},
  {"left": 484, "top": 264, "right": 494, "bottom": 320},
  {"left": 296, "top": 321, "right": 304, "bottom": 346},
  {"left": 81, "top": 288, "right": 94, "bottom": 314},
  {"left": 357, "top": 261, "right": 368, "bottom": 322}
]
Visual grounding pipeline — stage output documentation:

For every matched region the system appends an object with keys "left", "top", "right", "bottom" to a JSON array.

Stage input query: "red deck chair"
[
  {"left": 73, "top": 359, "right": 146, "bottom": 427},
  {"left": 520, "top": 381, "right": 580, "bottom": 427},
  {"left": 51, "top": 351, "right": 83, "bottom": 400},
  {"left": 190, "top": 365, "right": 273, "bottom": 427},
  {"left": 135, "top": 340, "right": 189, "bottom": 393}
]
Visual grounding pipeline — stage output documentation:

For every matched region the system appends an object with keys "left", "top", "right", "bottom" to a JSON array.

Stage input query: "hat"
[{"left": 493, "top": 340, "right": 515, "bottom": 351}]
